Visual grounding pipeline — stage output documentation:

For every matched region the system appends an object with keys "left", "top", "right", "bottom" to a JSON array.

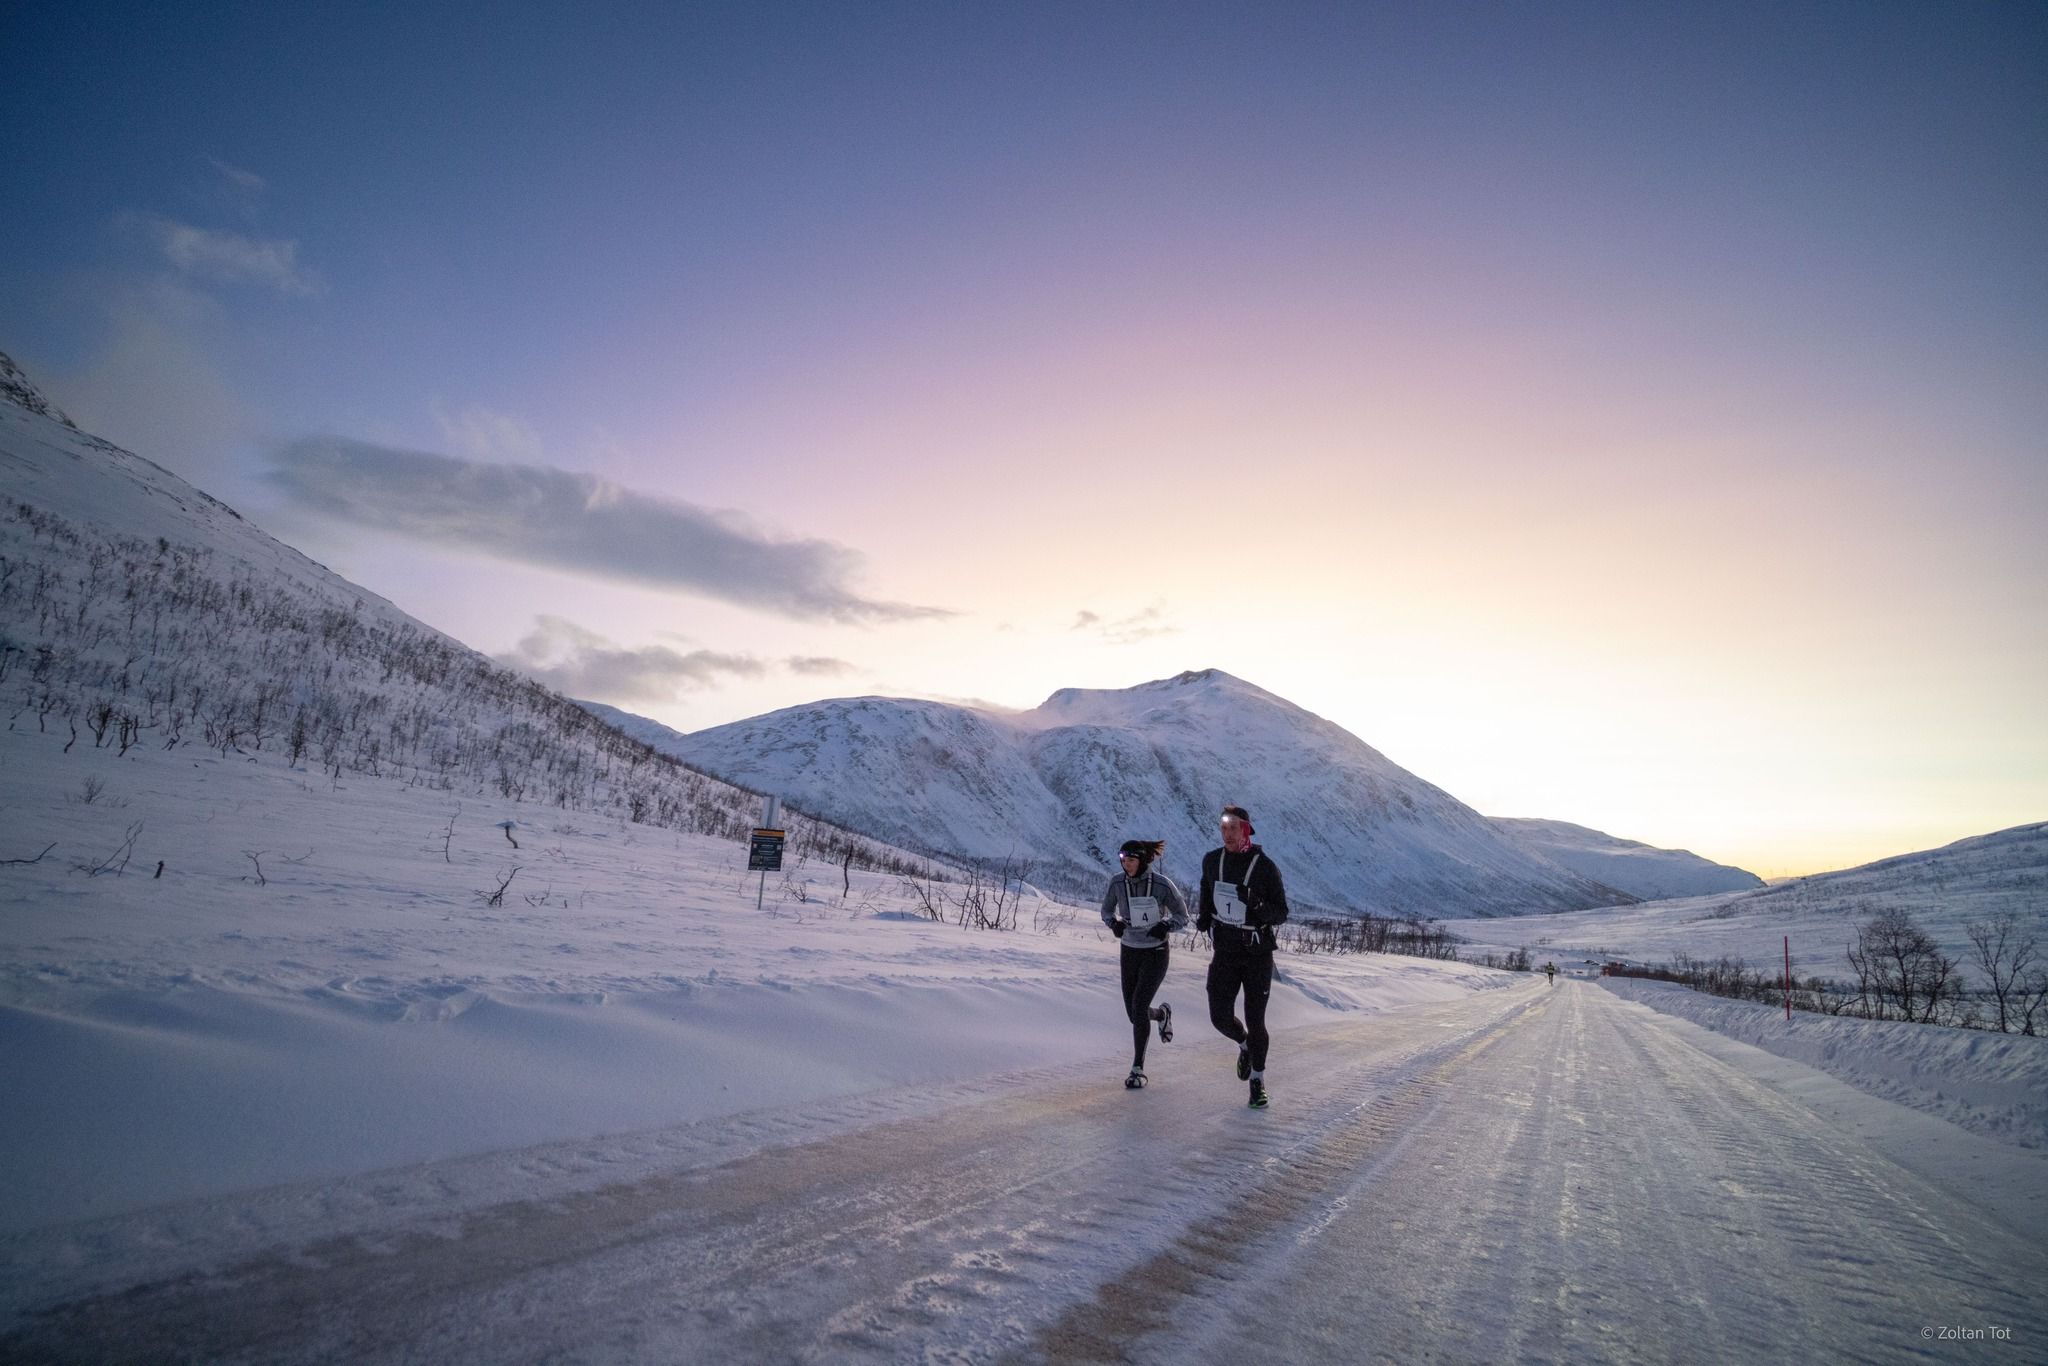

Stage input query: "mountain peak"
[
  {"left": 0, "top": 350, "right": 77, "bottom": 429},
  {"left": 1037, "top": 667, "right": 1278, "bottom": 715}
]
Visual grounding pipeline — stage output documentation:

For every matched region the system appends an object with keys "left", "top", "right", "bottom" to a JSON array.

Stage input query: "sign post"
[
  {"left": 750, "top": 795, "right": 785, "bottom": 909},
  {"left": 1784, "top": 935, "right": 1792, "bottom": 1022}
]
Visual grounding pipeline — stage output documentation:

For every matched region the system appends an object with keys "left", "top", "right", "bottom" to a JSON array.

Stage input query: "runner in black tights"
[
  {"left": 1196, "top": 806, "right": 1289, "bottom": 1109},
  {"left": 1099, "top": 839, "right": 1188, "bottom": 1089}
]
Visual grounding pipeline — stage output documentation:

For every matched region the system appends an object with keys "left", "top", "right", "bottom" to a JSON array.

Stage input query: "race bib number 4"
[{"left": 1127, "top": 895, "right": 1161, "bottom": 930}]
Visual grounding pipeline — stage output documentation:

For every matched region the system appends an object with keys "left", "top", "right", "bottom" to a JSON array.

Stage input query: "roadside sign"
[{"left": 748, "top": 829, "right": 786, "bottom": 872}]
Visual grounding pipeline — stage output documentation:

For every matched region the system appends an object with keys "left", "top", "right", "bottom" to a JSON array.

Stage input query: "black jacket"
[{"left": 1199, "top": 843, "right": 1289, "bottom": 953}]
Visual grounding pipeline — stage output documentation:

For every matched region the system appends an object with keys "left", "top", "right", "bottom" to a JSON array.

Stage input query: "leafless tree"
[
  {"left": 1848, "top": 907, "right": 1960, "bottom": 1023},
  {"left": 1966, "top": 911, "right": 2038, "bottom": 1034}
]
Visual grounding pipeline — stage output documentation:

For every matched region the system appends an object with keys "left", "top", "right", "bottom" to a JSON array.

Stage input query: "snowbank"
[
  {"left": 1599, "top": 977, "right": 2048, "bottom": 1150},
  {"left": 0, "top": 723, "right": 1506, "bottom": 1236}
]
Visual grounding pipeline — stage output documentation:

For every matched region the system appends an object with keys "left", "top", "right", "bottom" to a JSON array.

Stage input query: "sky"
[{"left": 2, "top": 1, "right": 2042, "bottom": 877}]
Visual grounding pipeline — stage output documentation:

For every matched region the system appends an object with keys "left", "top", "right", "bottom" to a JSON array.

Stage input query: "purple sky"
[{"left": 3, "top": 2, "right": 2043, "bottom": 874}]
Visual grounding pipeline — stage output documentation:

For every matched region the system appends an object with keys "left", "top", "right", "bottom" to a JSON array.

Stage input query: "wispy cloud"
[
  {"left": 1072, "top": 604, "right": 1178, "bottom": 644},
  {"left": 786, "top": 655, "right": 857, "bottom": 676},
  {"left": 268, "top": 437, "right": 952, "bottom": 624},
  {"left": 207, "top": 158, "right": 267, "bottom": 197},
  {"left": 127, "top": 212, "right": 323, "bottom": 296},
  {"left": 498, "top": 616, "right": 765, "bottom": 703},
  {"left": 431, "top": 401, "right": 545, "bottom": 462}
]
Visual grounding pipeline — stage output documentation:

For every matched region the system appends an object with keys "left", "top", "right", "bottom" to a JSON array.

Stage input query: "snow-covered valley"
[
  {"left": 1442, "top": 821, "right": 2048, "bottom": 986},
  {"left": 3, "top": 362, "right": 2046, "bottom": 1359}
]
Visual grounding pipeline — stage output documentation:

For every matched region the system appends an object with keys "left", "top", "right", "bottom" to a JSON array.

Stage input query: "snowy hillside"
[
  {"left": 1489, "top": 816, "right": 1762, "bottom": 899},
  {"left": 0, "top": 352, "right": 75, "bottom": 428},
  {"left": 658, "top": 669, "right": 1638, "bottom": 917},
  {"left": 1444, "top": 821, "right": 2048, "bottom": 983},
  {"left": 0, "top": 352, "right": 921, "bottom": 877},
  {"left": 0, "top": 685, "right": 1508, "bottom": 1237},
  {"left": 0, "top": 350, "right": 1512, "bottom": 1237}
]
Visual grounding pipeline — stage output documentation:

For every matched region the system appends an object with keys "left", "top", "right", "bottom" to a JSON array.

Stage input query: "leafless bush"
[
  {"left": 952, "top": 854, "right": 1032, "bottom": 931},
  {"left": 899, "top": 868, "right": 945, "bottom": 921},
  {"left": 75, "top": 821, "right": 142, "bottom": 876},
  {"left": 480, "top": 866, "right": 521, "bottom": 907},
  {"left": 1032, "top": 899, "right": 1078, "bottom": 935},
  {"left": 433, "top": 804, "right": 460, "bottom": 863}
]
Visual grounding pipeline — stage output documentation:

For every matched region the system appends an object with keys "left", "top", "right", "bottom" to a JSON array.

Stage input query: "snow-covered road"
[{"left": 6, "top": 980, "right": 2042, "bottom": 1363}]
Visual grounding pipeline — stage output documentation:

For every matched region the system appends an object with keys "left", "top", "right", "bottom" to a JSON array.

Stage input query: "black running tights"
[
  {"left": 1120, "top": 945, "right": 1169, "bottom": 1066},
  {"left": 1206, "top": 947, "right": 1273, "bottom": 1072}
]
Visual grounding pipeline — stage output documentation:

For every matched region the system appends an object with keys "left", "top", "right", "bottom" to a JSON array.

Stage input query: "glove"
[
  {"left": 1195, "top": 913, "right": 1214, "bottom": 933},
  {"left": 1111, "top": 920, "right": 1126, "bottom": 939},
  {"left": 1147, "top": 921, "right": 1171, "bottom": 941}
]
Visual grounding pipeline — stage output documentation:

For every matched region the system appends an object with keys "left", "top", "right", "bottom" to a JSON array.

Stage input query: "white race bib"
[
  {"left": 1212, "top": 854, "right": 1259, "bottom": 927},
  {"left": 1127, "top": 895, "right": 1161, "bottom": 930}
]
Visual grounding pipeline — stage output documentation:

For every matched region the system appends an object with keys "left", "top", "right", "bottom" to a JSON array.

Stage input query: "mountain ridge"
[
  {"left": 647, "top": 672, "right": 1648, "bottom": 918},
  {"left": 1488, "top": 816, "right": 1764, "bottom": 900}
]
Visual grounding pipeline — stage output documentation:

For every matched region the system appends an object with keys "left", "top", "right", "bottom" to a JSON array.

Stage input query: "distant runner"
[
  {"left": 1544, "top": 961, "right": 1557, "bottom": 984},
  {"left": 1197, "top": 806, "right": 1289, "bottom": 1109},
  {"left": 1100, "top": 839, "right": 1188, "bottom": 1089}
]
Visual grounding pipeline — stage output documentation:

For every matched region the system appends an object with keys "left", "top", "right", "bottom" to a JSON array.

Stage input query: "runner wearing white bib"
[
  {"left": 1197, "top": 805, "right": 1290, "bottom": 1109},
  {"left": 1099, "top": 839, "right": 1189, "bottom": 1089}
]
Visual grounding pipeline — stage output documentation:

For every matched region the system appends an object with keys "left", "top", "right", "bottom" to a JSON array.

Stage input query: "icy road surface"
[{"left": 6, "top": 980, "right": 2043, "bottom": 1363}]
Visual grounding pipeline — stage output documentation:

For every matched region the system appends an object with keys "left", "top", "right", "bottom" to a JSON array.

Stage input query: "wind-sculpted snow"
[
  {"left": 664, "top": 669, "right": 1639, "bottom": 917},
  {"left": 1490, "top": 815, "right": 1764, "bottom": 898}
]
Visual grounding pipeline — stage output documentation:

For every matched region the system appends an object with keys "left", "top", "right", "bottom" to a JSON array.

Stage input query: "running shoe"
[
  {"left": 1125, "top": 1068, "right": 1147, "bottom": 1090},
  {"left": 1236, "top": 1043, "right": 1251, "bottom": 1081},
  {"left": 1248, "top": 1078, "right": 1268, "bottom": 1109},
  {"left": 1156, "top": 1002, "right": 1173, "bottom": 1043}
]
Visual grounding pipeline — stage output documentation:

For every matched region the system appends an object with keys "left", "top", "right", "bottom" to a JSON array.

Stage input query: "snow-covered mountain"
[
  {"left": 0, "top": 351, "right": 75, "bottom": 428},
  {"left": 0, "top": 351, "right": 922, "bottom": 876},
  {"left": 577, "top": 698, "right": 696, "bottom": 756},
  {"left": 1488, "top": 817, "right": 1762, "bottom": 899},
  {"left": 655, "top": 670, "right": 1640, "bottom": 918}
]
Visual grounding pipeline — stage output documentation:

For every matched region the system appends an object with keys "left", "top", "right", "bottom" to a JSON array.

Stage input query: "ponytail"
[{"left": 1119, "top": 838, "right": 1166, "bottom": 871}]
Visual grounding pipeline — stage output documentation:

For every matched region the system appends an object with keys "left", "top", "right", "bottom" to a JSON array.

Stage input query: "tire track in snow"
[
  {"left": 1028, "top": 986, "right": 1550, "bottom": 1361},
  {"left": 1107, "top": 983, "right": 2048, "bottom": 1366}
]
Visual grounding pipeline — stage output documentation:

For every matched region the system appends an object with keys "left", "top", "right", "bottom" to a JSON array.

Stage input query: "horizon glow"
[{"left": 3, "top": 2, "right": 2042, "bottom": 879}]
